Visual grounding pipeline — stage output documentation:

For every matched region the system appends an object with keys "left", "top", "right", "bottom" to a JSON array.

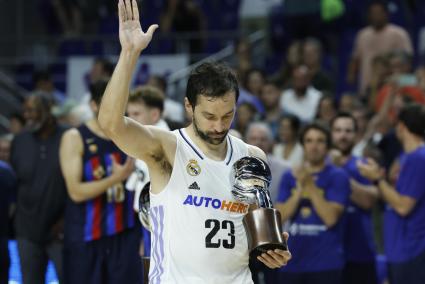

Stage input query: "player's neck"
[
  {"left": 307, "top": 160, "right": 326, "bottom": 173},
  {"left": 186, "top": 125, "right": 228, "bottom": 161},
  {"left": 86, "top": 119, "right": 110, "bottom": 140}
]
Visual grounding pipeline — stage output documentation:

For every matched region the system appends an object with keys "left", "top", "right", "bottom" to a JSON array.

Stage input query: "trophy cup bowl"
[
  {"left": 231, "top": 156, "right": 287, "bottom": 259},
  {"left": 138, "top": 182, "right": 151, "bottom": 231}
]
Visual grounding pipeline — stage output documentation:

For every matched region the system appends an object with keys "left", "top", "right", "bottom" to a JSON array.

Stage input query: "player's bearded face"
[{"left": 193, "top": 115, "right": 229, "bottom": 145}]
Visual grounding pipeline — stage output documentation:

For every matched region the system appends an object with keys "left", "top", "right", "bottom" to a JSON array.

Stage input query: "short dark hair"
[
  {"left": 398, "top": 103, "right": 425, "bottom": 137},
  {"left": 148, "top": 75, "right": 167, "bottom": 93},
  {"left": 300, "top": 122, "right": 332, "bottom": 149},
  {"left": 330, "top": 112, "right": 358, "bottom": 132},
  {"left": 32, "top": 70, "right": 52, "bottom": 86},
  {"left": 89, "top": 80, "right": 108, "bottom": 105},
  {"left": 129, "top": 86, "right": 165, "bottom": 112},
  {"left": 279, "top": 114, "right": 301, "bottom": 133},
  {"left": 186, "top": 62, "right": 239, "bottom": 107},
  {"left": 94, "top": 58, "right": 114, "bottom": 77}
]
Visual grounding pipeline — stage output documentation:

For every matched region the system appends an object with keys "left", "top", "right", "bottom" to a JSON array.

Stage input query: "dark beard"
[
  {"left": 193, "top": 117, "right": 228, "bottom": 145},
  {"left": 337, "top": 143, "right": 354, "bottom": 156}
]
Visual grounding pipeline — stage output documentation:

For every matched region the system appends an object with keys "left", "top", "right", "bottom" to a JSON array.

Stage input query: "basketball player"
[
  {"left": 330, "top": 112, "right": 378, "bottom": 284},
  {"left": 59, "top": 80, "right": 142, "bottom": 283},
  {"left": 98, "top": 1, "right": 291, "bottom": 282}
]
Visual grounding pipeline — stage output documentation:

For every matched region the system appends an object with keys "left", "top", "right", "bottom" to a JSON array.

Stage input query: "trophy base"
[
  {"left": 250, "top": 241, "right": 288, "bottom": 260},
  {"left": 243, "top": 208, "right": 287, "bottom": 260}
]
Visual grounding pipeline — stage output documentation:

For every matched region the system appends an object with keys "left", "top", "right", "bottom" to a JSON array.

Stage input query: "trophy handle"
[{"left": 243, "top": 208, "right": 287, "bottom": 260}]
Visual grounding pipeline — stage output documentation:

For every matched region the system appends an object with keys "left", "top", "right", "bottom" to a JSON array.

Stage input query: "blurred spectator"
[
  {"left": 243, "top": 68, "right": 265, "bottom": 98},
  {"left": 89, "top": 58, "right": 114, "bottom": 84},
  {"left": 160, "top": 0, "right": 206, "bottom": 54},
  {"left": 245, "top": 122, "right": 290, "bottom": 203},
  {"left": 244, "top": 122, "right": 290, "bottom": 284},
  {"left": 303, "top": 37, "right": 334, "bottom": 92},
  {"left": 271, "top": 40, "right": 303, "bottom": 89},
  {"left": 280, "top": 65, "right": 322, "bottom": 122},
  {"left": 39, "top": 0, "right": 82, "bottom": 35},
  {"left": 233, "top": 102, "right": 258, "bottom": 137},
  {"left": 10, "top": 93, "right": 68, "bottom": 283},
  {"left": 260, "top": 80, "right": 283, "bottom": 137},
  {"left": 358, "top": 103, "right": 425, "bottom": 284},
  {"left": 8, "top": 113, "right": 25, "bottom": 135},
  {"left": 330, "top": 113, "right": 378, "bottom": 284},
  {"left": 275, "top": 123, "right": 350, "bottom": 284},
  {"left": 347, "top": 1, "right": 413, "bottom": 94},
  {"left": 0, "top": 134, "right": 13, "bottom": 162},
  {"left": 273, "top": 114, "right": 304, "bottom": 167},
  {"left": 233, "top": 38, "right": 253, "bottom": 77},
  {"left": 147, "top": 75, "right": 185, "bottom": 124},
  {"left": 59, "top": 80, "right": 141, "bottom": 283},
  {"left": 351, "top": 105, "right": 373, "bottom": 157},
  {"left": 315, "top": 93, "right": 337, "bottom": 126},
  {"left": 374, "top": 52, "right": 425, "bottom": 116},
  {"left": 33, "top": 70, "right": 66, "bottom": 105},
  {"left": 364, "top": 55, "right": 390, "bottom": 108},
  {"left": 53, "top": 100, "right": 93, "bottom": 127},
  {"left": 339, "top": 93, "right": 358, "bottom": 113},
  {"left": 0, "top": 160, "right": 16, "bottom": 284},
  {"left": 78, "top": 58, "right": 115, "bottom": 122}
]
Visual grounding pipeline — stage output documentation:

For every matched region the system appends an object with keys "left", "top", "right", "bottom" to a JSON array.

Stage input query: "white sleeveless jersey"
[{"left": 148, "top": 128, "right": 253, "bottom": 284}]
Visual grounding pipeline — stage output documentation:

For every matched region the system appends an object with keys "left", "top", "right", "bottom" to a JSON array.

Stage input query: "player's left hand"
[{"left": 257, "top": 232, "right": 291, "bottom": 269}]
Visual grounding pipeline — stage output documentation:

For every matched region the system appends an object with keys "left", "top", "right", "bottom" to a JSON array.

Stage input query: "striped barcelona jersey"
[
  {"left": 64, "top": 124, "right": 135, "bottom": 243},
  {"left": 149, "top": 128, "right": 253, "bottom": 284}
]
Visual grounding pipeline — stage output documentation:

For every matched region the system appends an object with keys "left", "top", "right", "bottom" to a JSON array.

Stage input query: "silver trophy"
[
  {"left": 138, "top": 182, "right": 151, "bottom": 231},
  {"left": 231, "top": 156, "right": 287, "bottom": 259}
]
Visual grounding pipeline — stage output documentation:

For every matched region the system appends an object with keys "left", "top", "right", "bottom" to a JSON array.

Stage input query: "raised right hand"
[{"left": 118, "top": 0, "right": 158, "bottom": 53}]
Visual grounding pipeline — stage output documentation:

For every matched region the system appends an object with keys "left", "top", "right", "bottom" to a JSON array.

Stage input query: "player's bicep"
[
  {"left": 59, "top": 130, "right": 83, "bottom": 195},
  {"left": 107, "top": 117, "right": 168, "bottom": 161}
]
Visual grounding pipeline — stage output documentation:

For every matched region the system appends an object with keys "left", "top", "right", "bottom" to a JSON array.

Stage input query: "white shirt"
[
  {"left": 280, "top": 87, "right": 322, "bottom": 122},
  {"left": 148, "top": 129, "right": 253, "bottom": 284},
  {"left": 272, "top": 143, "right": 304, "bottom": 168}
]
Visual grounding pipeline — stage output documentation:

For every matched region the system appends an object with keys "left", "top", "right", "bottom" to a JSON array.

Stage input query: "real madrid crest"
[
  {"left": 186, "top": 159, "right": 201, "bottom": 176},
  {"left": 89, "top": 144, "right": 98, "bottom": 153}
]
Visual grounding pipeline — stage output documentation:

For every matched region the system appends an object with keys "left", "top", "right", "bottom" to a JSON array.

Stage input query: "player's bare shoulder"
[{"left": 61, "top": 128, "right": 84, "bottom": 155}]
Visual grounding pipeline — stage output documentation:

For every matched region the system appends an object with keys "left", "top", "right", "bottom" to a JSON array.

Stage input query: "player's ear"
[{"left": 184, "top": 97, "right": 194, "bottom": 119}]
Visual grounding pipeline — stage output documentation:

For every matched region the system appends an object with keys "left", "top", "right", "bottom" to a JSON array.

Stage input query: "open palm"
[{"left": 118, "top": 0, "right": 158, "bottom": 52}]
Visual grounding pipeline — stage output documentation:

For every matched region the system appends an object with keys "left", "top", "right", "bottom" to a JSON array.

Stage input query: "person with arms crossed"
[
  {"left": 330, "top": 112, "right": 378, "bottom": 284},
  {"left": 358, "top": 103, "right": 425, "bottom": 284},
  {"left": 275, "top": 123, "right": 350, "bottom": 284},
  {"left": 59, "top": 80, "right": 141, "bottom": 284},
  {"left": 98, "top": 1, "right": 291, "bottom": 283}
]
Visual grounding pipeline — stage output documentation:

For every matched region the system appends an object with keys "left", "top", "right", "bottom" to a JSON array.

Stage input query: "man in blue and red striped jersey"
[{"left": 60, "top": 80, "right": 141, "bottom": 284}]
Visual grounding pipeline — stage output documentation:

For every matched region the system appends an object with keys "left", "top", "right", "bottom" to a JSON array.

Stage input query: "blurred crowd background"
[{"left": 1, "top": 0, "right": 425, "bottom": 283}]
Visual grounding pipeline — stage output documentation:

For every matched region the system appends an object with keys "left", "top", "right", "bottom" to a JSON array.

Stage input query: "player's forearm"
[
  {"left": 350, "top": 182, "right": 378, "bottom": 210},
  {"left": 377, "top": 179, "right": 414, "bottom": 217},
  {"left": 309, "top": 189, "right": 342, "bottom": 228},
  {"left": 275, "top": 191, "right": 301, "bottom": 223},
  {"left": 98, "top": 50, "right": 139, "bottom": 136},
  {"left": 67, "top": 175, "right": 121, "bottom": 203}
]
